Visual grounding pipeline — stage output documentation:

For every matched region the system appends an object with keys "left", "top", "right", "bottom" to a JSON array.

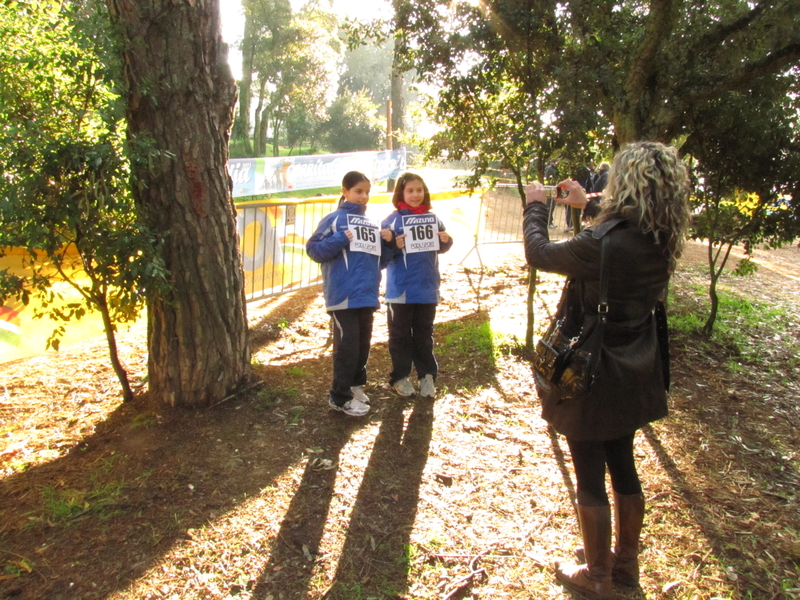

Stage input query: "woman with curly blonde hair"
[{"left": 523, "top": 141, "right": 691, "bottom": 599}]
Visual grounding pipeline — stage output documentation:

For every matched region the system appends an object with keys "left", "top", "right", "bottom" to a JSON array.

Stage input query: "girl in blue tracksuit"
[
  {"left": 381, "top": 172, "right": 453, "bottom": 398},
  {"left": 306, "top": 171, "right": 393, "bottom": 417}
]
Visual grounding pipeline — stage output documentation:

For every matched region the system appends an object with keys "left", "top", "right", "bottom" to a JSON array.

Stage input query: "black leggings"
[{"left": 566, "top": 433, "right": 642, "bottom": 507}]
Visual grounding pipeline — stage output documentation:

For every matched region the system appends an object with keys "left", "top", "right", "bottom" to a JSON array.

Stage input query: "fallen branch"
[
  {"left": 441, "top": 550, "right": 488, "bottom": 600},
  {"left": 208, "top": 379, "right": 265, "bottom": 409}
]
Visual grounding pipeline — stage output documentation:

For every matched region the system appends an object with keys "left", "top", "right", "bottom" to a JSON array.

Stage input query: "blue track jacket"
[
  {"left": 306, "top": 202, "right": 390, "bottom": 312},
  {"left": 381, "top": 209, "right": 453, "bottom": 304}
]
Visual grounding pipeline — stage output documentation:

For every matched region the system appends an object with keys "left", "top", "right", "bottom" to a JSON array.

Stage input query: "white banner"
[{"left": 228, "top": 149, "right": 406, "bottom": 198}]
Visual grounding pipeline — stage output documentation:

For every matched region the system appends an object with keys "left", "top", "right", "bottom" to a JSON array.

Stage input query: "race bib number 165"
[{"left": 347, "top": 214, "right": 381, "bottom": 256}]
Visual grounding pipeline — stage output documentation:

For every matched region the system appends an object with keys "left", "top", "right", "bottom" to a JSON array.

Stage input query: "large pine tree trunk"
[{"left": 106, "top": 0, "right": 251, "bottom": 407}]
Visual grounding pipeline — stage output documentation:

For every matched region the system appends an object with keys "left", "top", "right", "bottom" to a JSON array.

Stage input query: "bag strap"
[
  {"left": 655, "top": 299, "right": 670, "bottom": 391},
  {"left": 597, "top": 234, "right": 611, "bottom": 323}
]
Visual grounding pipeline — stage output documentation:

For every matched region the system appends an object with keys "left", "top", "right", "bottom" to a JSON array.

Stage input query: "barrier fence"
[
  {"left": 236, "top": 189, "right": 479, "bottom": 302},
  {"left": 1, "top": 185, "right": 577, "bottom": 362},
  {"left": 463, "top": 185, "right": 574, "bottom": 267}
]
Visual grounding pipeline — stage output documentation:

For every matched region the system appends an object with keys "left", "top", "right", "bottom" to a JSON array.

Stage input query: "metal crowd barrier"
[
  {"left": 236, "top": 198, "right": 336, "bottom": 302},
  {"left": 236, "top": 186, "right": 576, "bottom": 303},
  {"left": 459, "top": 184, "right": 574, "bottom": 268}
]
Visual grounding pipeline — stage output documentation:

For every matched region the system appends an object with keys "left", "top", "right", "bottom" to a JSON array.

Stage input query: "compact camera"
[{"left": 543, "top": 185, "right": 563, "bottom": 199}]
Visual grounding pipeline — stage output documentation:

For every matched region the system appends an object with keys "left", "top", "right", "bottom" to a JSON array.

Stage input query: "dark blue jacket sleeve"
[
  {"left": 306, "top": 214, "right": 350, "bottom": 264},
  {"left": 437, "top": 216, "right": 454, "bottom": 254}
]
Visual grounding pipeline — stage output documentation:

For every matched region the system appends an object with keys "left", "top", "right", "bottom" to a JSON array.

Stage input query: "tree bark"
[{"left": 106, "top": 0, "right": 251, "bottom": 407}]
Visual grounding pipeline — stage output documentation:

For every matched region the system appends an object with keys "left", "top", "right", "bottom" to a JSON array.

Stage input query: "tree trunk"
[
  {"left": 237, "top": 0, "right": 256, "bottom": 156},
  {"left": 271, "top": 116, "right": 282, "bottom": 157},
  {"left": 526, "top": 267, "right": 536, "bottom": 350},
  {"left": 704, "top": 242, "right": 721, "bottom": 336},
  {"left": 96, "top": 293, "right": 134, "bottom": 403},
  {"left": 256, "top": 105, "right": 270, "bottom": 157},
  {"left": 390, "top": 71, "right": 404, "bottom": 148},
  {"left": 703, "top": 240, "right": 734, "bottom": 336},
  {"left": 106, "top": 0, "right": 251, "bottom": 407},
  {"left": 253, "top": 80, "right": 267, "bottom": 158}
]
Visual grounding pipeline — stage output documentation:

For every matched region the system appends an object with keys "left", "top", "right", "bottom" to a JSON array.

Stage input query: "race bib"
[
  {"left": 402, "top": 214, "right": 440, "bottom": 254},
  {"left": 347, "top": 214, "right": 381, "bottom": 256}
]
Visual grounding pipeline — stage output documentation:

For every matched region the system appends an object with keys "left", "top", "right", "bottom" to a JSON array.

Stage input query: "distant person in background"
[
  {"left": 570, "top": 161, "right": 595, "bottom": 230},
  {"left": 575, "top": 161, "right": 595, "bottom": 192},
  {"left": 524, "top": 142, "right": 691, "bottom": 599},
  {"left": 544, "top": 160, "right": 559, "bottom": 184},
  {"left": 584, "top": 161, "right": 610, "bottom": 222},
  {"left": 592, "top": 162, "right": 610, "bottom": 194}
]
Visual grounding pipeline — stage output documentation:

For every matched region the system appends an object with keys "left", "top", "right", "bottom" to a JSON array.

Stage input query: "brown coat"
[{"left": 523, "top": 202, "right": 670, "bottom": 441}]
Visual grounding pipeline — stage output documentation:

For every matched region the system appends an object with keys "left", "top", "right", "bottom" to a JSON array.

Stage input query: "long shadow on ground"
[
  {"left": 250, "top": 396, "right": 434, "bottom": 600},
  {"left": 0, "top": 301, "right": 509, "bottom": 600},
  {"left": 0, "top": 293, "right": 328, "bottom": 600},
  {"left": 328, "top": 396, "right": 434, "bottom": 599}
]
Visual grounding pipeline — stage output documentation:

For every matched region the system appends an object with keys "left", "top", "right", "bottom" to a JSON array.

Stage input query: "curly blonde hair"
[{"left": 599, "top": 141, "right": 691, "bottom": 274}]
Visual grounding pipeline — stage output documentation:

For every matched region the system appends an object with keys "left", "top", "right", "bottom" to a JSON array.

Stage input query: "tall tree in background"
[
  {"left": 319, "top": 89, "right": 384, "bottom": 152},
  {"left": 236, "top": 0, "right": 339, "bottom": 157},
  {"left": 389, "top": 0, "right": 409, "bottom": 150},
  {"left": 105, "top": 0, "right": 251, "bottom": 407},
  {"left": 402, "top": 0, "right": 799, "bottom": 149},
  {"left": 339, "top": 41, "right": 392, "bottom": 106}
]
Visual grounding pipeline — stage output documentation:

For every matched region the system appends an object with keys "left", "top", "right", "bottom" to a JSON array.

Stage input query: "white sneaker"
[
  {"left": 328, "top": 398, "right": 370, "bottom": 417},
  {"left": 419, "top": 374, "right": 436, "bottom": 398},
  {"left": 392, "top": 377, "right": 415, "bottom": 397},
  {"left": 350, "top": 386, "right": 370, "bottom": 405}
]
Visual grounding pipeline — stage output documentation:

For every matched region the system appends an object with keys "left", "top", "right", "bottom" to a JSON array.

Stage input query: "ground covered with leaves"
[{"left": 1, "top": 241, "right": 798, "bottom": 600}]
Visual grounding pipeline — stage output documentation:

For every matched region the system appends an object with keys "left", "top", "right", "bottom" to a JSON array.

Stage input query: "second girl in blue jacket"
[{"left": 381, "top": 172, "right": 453, "bottom": 397}]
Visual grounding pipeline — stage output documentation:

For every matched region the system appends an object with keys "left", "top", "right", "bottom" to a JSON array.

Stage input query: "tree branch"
[
  {"left": 689, "top": 42, "right": 800, "bottom": 105},
  {"left": 692, "top": 0, "right": 772, "bottom": 56},
  {"left": 624, "top": 0, "right": 680, "bottom": 102}
]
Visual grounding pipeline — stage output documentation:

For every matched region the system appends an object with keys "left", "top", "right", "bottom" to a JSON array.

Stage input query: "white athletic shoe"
[
  {"left": 392, "top": 377, "right": 415, "bottom": 397},
  {"left": 328, "top": 398, "right": 370, "bottom": 417},
  {"left": 350, "top": 386, "right": 370, "bottom": 405},
  {"left": 419, "top": 374, "right": 436, "bottom": 398}
]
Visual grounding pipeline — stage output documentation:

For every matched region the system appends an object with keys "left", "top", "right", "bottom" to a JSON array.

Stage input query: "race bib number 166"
[
  {"left": 402, "top": 214, "right": 440, "bottom": 254},
  {"left": 347, "top": 214, "right": 381, "bottom": 256}
]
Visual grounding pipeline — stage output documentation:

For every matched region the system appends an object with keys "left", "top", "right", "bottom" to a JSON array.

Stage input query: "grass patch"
[
  {"left": 248, "top": 383, "right": 299, "bottom": 409},
  {"left": 286, "top": 405, "right": 305, "bottom": 426},
  {"left": 130, "top": 412, "right": 157, "bottom": 429},
  {"left": 439, "top": 316, "right": 520, "bottom": 362},
  {"left": 440, "top": 319, "right": 494, "bottom": 358},
  {"left": 39, "top": 454, "right": 127, "bottom": 524},
  {"left": 669, "top": 285, "right": 794, "bottom": 371}
]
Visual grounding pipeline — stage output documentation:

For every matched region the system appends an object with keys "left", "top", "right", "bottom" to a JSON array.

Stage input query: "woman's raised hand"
[{"left": 555, "top": 179, "right": 588, "bottom": 209}]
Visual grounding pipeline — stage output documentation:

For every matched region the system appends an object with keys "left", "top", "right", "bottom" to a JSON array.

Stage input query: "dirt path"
[{"left": 0, "top": 241, "right": 798, "bottom": 600}]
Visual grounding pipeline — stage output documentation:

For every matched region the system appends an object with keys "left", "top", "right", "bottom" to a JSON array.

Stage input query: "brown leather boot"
[
  {"left": 612, "top": 492, "right": 645, "bottom": 587},
  {"left": 554, "top": 504, "right": 613, "bottom": 599}
]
